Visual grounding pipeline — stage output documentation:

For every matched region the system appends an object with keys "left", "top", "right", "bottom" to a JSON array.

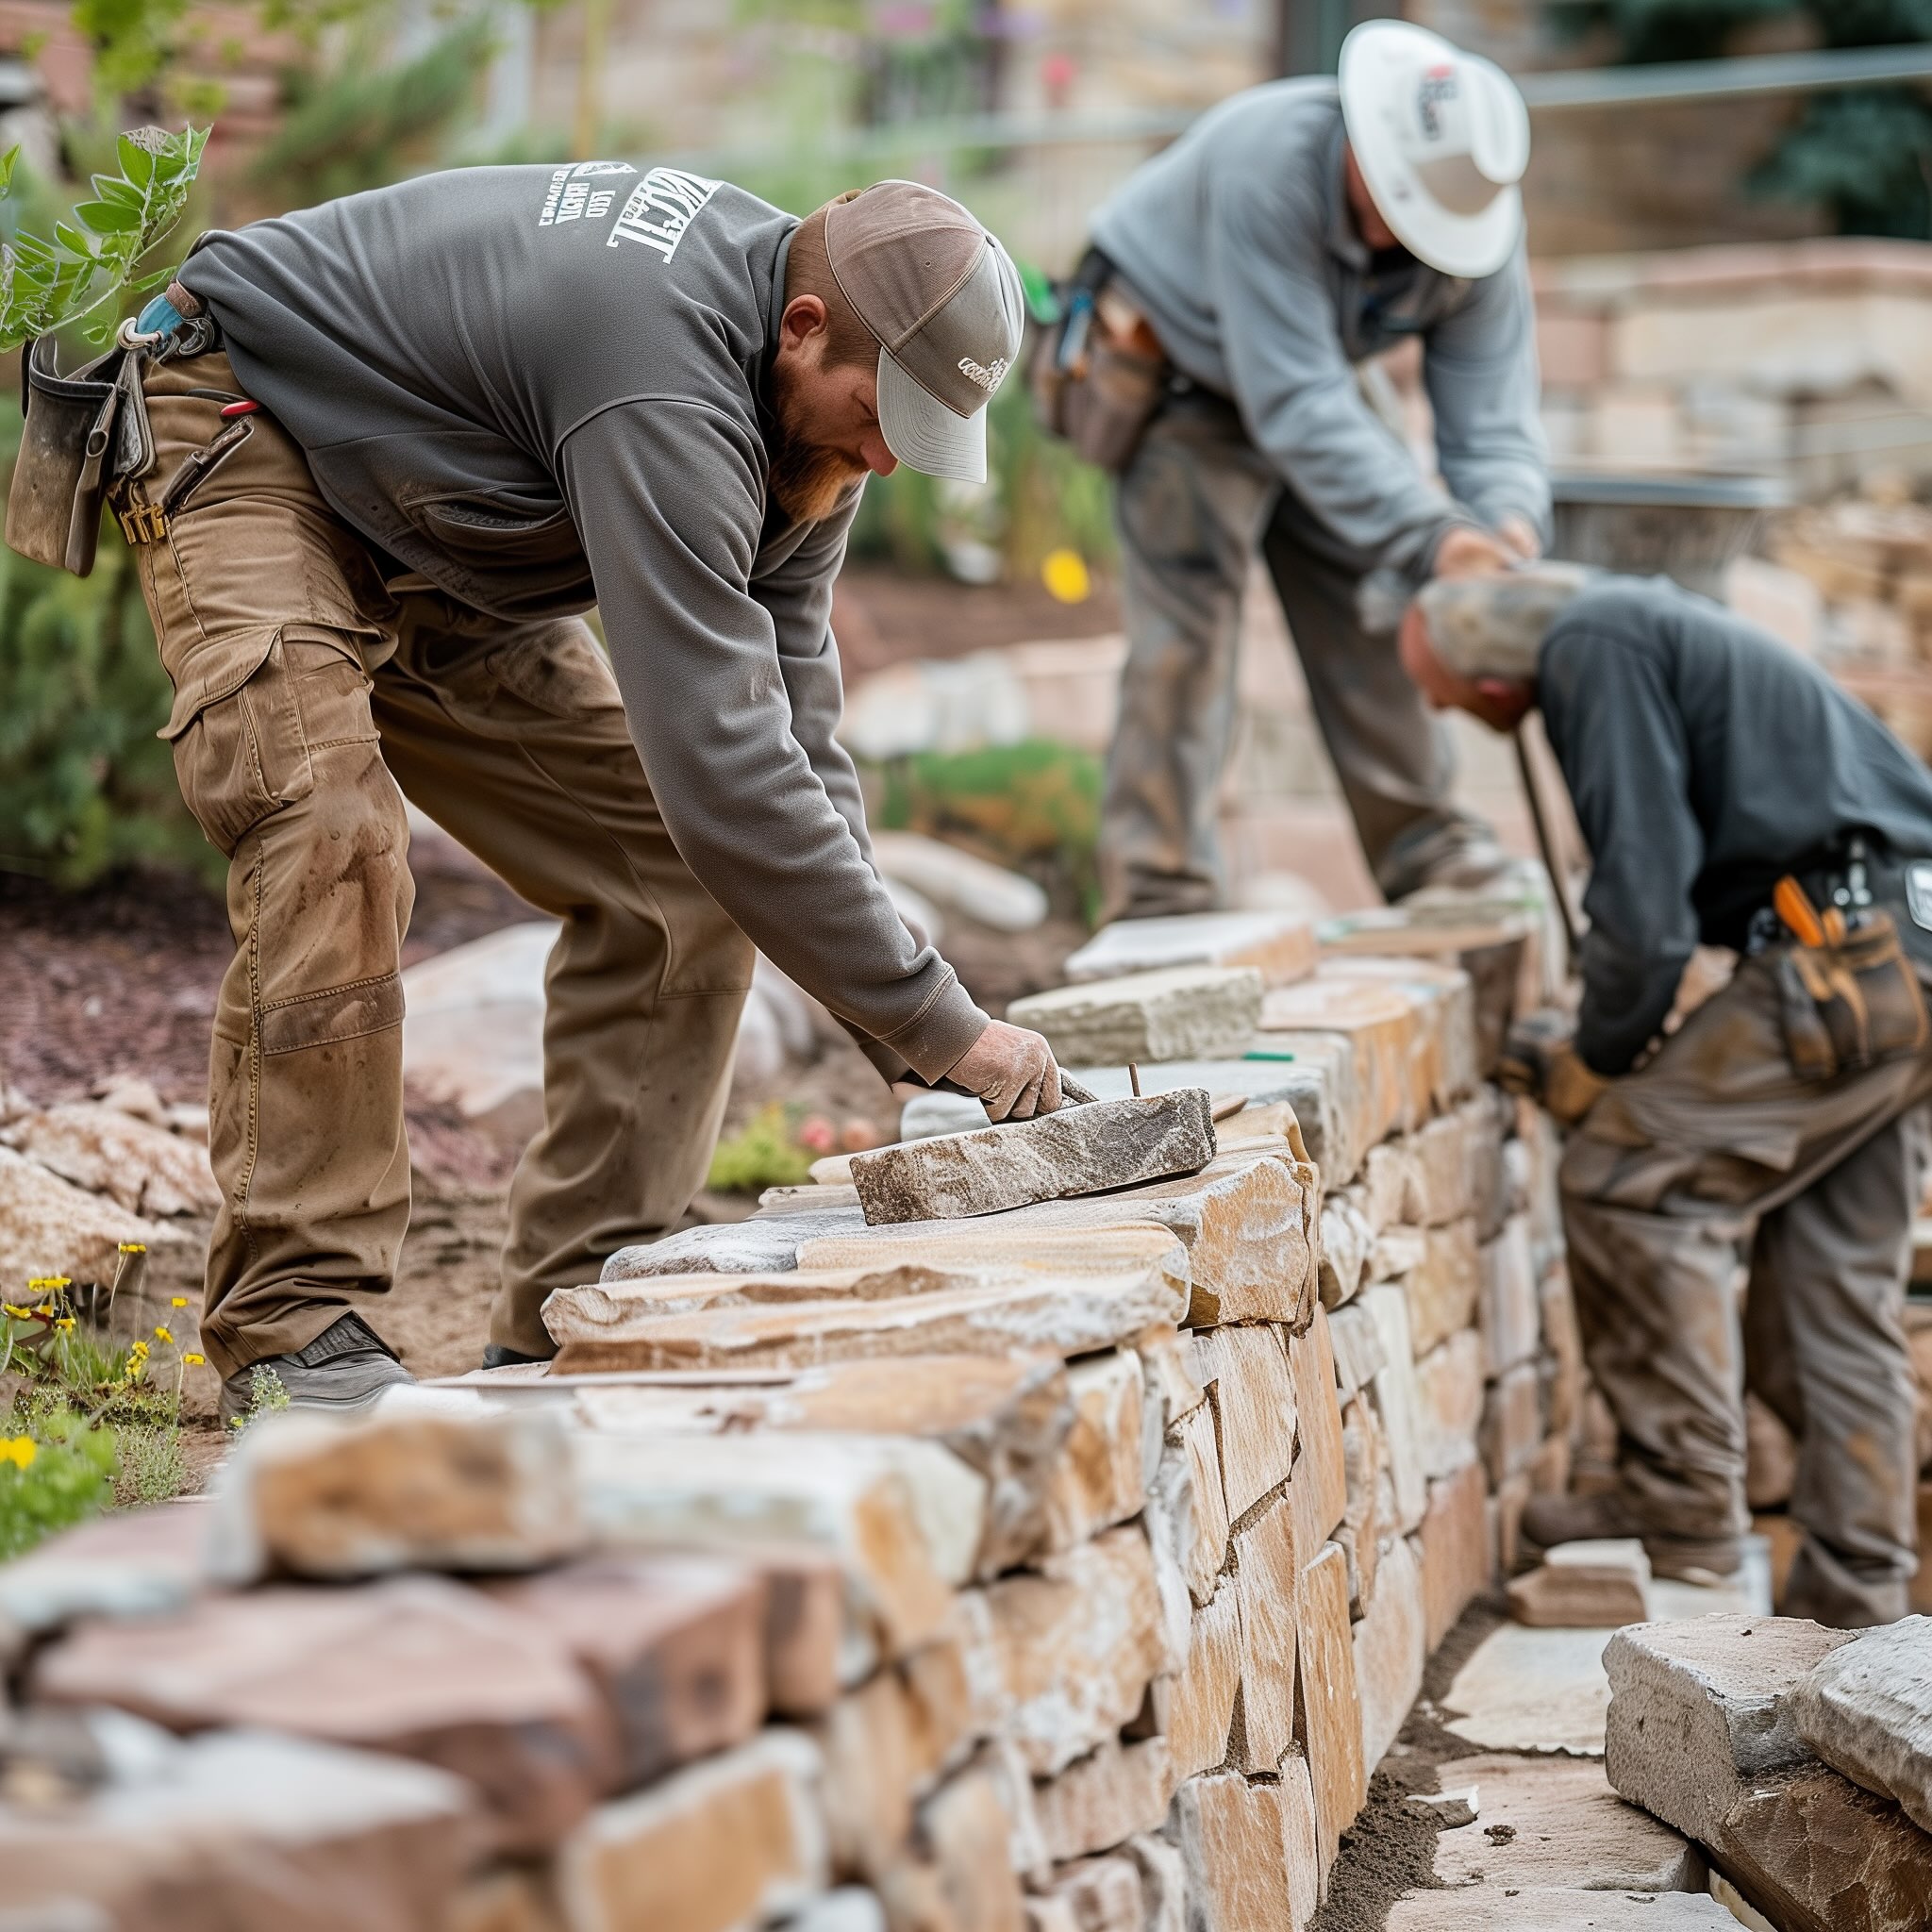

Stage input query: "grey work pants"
[
  {"left": 1099, "top": 391, "right": 1489, "bottom": 917},
  {"left": 1560, "top": 945, "right": 1929, "bottom": 1625}
]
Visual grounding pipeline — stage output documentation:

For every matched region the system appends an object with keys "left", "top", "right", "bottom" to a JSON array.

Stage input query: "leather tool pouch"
[
  {"left": 1774, "top": 911, "right": 1929, "bottom": 1080},
  {"left": 1029, "top": 279, "right": 1167, "bottom": 475},
  {"left": 6, "top": 339, "right": 154, "bottom": 576}
]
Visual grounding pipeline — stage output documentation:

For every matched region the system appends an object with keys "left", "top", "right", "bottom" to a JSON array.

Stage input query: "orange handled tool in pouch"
[{"left": 1773, "top": 873, "right": 1927, "bottom": 1078}]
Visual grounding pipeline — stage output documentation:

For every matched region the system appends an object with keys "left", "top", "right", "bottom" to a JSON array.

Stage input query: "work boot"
[
  {"left": 480, "top": 1342, "right": 550, "bottom": 1371},
  {"left": 1519, "top": 1489, "right": 1744, "bottom": 1586},
  {"left": 218, "top": 1312, "right": 413, "bottom": 1425}
]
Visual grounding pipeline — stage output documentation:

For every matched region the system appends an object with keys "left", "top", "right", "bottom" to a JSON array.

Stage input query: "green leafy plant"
[
  {"left": 0, "top": 1404, "right": 119, "bottom": 1559},
  {"left": 0, "top": 125, "right": 208, "bottom": 352},
  {"left": 225, "top": 1364, "right": 290, "bottom": 1434},
  {"left": 708, "top": 1103, "right": 818, "bottom": 1192}
]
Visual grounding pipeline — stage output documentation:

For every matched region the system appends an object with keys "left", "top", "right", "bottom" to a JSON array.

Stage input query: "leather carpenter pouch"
[
  {"left": 1031, "top": 283, "right": 1167, "bottom": 475},
  {"left": 1774, "top": 910, "right": 1929, "bottom": 1080},
  {"left": 5, "top": 339, "right": 151, "bottom": 576}
]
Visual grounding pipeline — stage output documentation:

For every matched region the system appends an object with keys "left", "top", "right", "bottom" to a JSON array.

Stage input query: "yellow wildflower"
[
  {"left": 2, "top": 1305, "right": 28, "bottom": 1320},
  {"left": 0, "top": 1438, "right": 37, "bottom": 1470},
  {"left": 32, "top": 1307, "right": 52, "bottom": 1319},
  {"left": 170, "top": 1296, "right": 189, "bottom": 1309},
  {"left": 152, "top": 1326, "right": 174, "bottom": 1345},
  {"left": 117, "top": 1243, "right": 146, "bottom": 1255},
  {"left": 183, "top": 1352, "right": 206, "bottom": 1367},
  {"left": 53, "top": 1317, "right": 75, "bottom": 1333}
]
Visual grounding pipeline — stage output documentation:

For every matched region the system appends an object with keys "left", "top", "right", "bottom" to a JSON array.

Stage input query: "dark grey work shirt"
[
  {"left": 1091, "top": 79, "right": 1549, "bottom": 574},
  {"left": 1537, "top": 577, "right": 1932, "bottom": 1075},
  {"left": 180, "top": 163, "right": 988, "bottom": 1081}
]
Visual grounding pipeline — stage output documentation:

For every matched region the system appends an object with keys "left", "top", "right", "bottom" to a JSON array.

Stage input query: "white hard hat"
[{"left": 1338, "top": 20, "right": 1530, "bottom": 280}]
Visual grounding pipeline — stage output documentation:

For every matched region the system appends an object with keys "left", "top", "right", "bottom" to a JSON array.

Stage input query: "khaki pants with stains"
[
  {"left": 1100, "top": 390, "right": 1491, "bottom": 917},
  {"left": 125, "top": 352, "right": 752, "bottom": 1376},
  {"left": 1560, "top": 945, "right": 1929, "bottom": 1624}
]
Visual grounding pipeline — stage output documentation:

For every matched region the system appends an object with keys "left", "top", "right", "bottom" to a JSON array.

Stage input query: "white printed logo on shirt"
[
  {"left": 607, "top": 167, "right": 721, "bottom": 258},
  {"left": 538, "top": 158, "right": 636, "bottom": 228}
]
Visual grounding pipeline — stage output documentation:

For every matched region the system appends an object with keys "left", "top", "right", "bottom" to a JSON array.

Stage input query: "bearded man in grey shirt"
[
  {"left": 1079, "top": 22, "right": 1550, "bottom": 913},
  {"left": 105, "top": 172, "right": 1058, "bottom": 1415}
]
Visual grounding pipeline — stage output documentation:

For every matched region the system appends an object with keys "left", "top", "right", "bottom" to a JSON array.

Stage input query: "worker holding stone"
[
  {"left": 1400, "top": 563, "right": 1932, "bottom": 1627},
  {"left": 66, "top": 171, "right": 1061, "bottom": 1415},
  {"left": 1040, "top": 20, "right": 1548, "bottom": 917}
]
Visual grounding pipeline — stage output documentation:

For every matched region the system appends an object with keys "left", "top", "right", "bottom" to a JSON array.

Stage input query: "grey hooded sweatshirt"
[
  {"left": 1091, "top": 79, "right": 1549, "bottom": 574},
  {"left": 180, "top": 162, "right": 988, "bottom": 1082}
]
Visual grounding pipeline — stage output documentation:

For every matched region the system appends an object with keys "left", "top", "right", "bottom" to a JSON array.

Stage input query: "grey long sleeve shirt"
[
  {"left": 180, "top": 163, "right": 988, "bottom": 1081},
  {"left": 1091, "top": 80, "right": 1549, "bottom": 574},
  {"left": 1537, "top": 577, "right": 1932, "bottom": 1076}
]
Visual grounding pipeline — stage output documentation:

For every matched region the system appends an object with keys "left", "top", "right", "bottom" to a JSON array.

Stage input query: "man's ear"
[{"left": 779, "top": 292, "right": 828, "bottom": 349}]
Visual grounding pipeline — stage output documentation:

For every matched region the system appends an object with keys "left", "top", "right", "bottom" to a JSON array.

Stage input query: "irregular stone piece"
[
  {"left": 1008, "top": 967, "right": 1264, "bottom": 1066},
  {"left": 1165, "top": 1400, "right": 1229, "bottom": 1606},
  {"left": 1417, "top": 1461, "right": 1491, "bottom": 1653},
  {"left": 1258, "top": 993, "right": 1422, "bottom": 1152},
  {"left": 575, "top": 1430, "right": 986, "bottom": 1660},
  {"left": 1033, "top": 1738, "right": 1174, "bottom": 1864},
  {"left": 555, "top": 1729, "right": 827, "bottom": 1932},
  {"left": 0, "top": 1721, "right": 483, "bottom": 1932},
  {"left": 1478, "top": 1215, "right": 1541, "bottom": 1375},
  {"left": 1326, "top": 1302, "right": 1388, "bottom": 1398},
  {"left": 1065, "top": 911, "right": 1316, "bottom": 990},
  {"left": 1407, "top": 1108, "right": 1471, "bottom": 1227},
  {"left": 1320, "top": 956, "right": 1478, "bottom": 1116},
  {"left": 1041, "top": 1350, "right": 1148, "bottom": 1554},
  {"left": 890, "top": 1755, "right": 1029, "bottom": 1932},
  {"left": 1603, "top": 1615, "right": 1855, "bottom": 1845},
  {"left": 1167, "top": 1577, "right": 1241, "bottom": 1781},
  {"left": 1414, "top": 1329, "right": 1484, "bottom": 1480},
  {"left": 603, "top": 1207, "right": 866, "bottom": 1280},
  {"left": 1288, "top": 1308, "right": 1348, "bottom": 1550},
  {"left": 0, "top": 1498, "right": 204, "bottom": 1634},
  {"left": 1430, "top": 1752, "right": 1706, "bottom": 1892},
  {"left": 1338, "top": 1392, "right": 1385, "bottom": 1618},
  {"left": 1276, "top": 1753, "right": 1323, "bottom": 1924},
  {"left": 31, "top": 1575, "right": 614, "bottom": 1853},
  {"left": 1227, "top": 1495, "right": 1299, "bottom": 1774},
  {"left": 1170, "top": 1768, "right": 1320, "bottom": 1932},
  {"left": 487, "top": 1554, "right": 767, "bottom": 1788},
  {"left": 208, "top": 1406, "right": 584, "bottom": 1583},
  {"left": 1402, "top": 1219, "right": 1482, "bottom": 1357},
  {"left": 1507, "top": 1540, "right": 1653, "bottom": 1630},
  {"left": 1540, "top": 1261, "right": 1587, "bottom": 1439},
  {"left": 0, "top": 1141, "right": 173, "bottom": 1289},
  {"left": 1353, "top": 1532, "right": 1425, "bottom": 1772},
  {"left": 4, "top": 1100, "right": 221, "bottom": 1216},
  {"left": 1481, "top": 1359, "right": 1543, "bottom": 1486},
  {"left": 849, "top": 1091, "right": 1214, "bottom": 1226},
  {"left": 1122, "top": 1832, "right": 1187, "bottom": 1932},
  {"left": 1363, "top": 1141, "right": 1425, "bottom": 1235},
  {"left": 791, "top": 1224, "right": 1192, "bottom": 1305},
  {"left": 760, "top": 1549, "right": 847, "bottom": 1717},
  {"left": 813, "top": 1668, "right": 924, "bottom": 1880},
  {"left": 1446, "top": 1622, "right": 1614, "bottom": 1757},
  {"left": 1296, "top": 1541, "right": 1367, "bottom": 1870},
  {"left": 969, "top": 1526, "right": 1168, "bottom": 1776},
  {"left": 1193, "top": 1324, "right": 1295, "bottom": 1523},
  {"left": 1318, "top": 1191, "right": 1373, "bottom": 1309},
  {"left": 1362, "top": 1286, "right": 1426, "bottom": 1533},
  {"left": 1790, "top": 1616, "right": 1932, "bottom": 1835},
  {"left": 1037, "top": 1855, "right": 1145, "bottom": 1932},
  {"left": 1386, "top": 1892, "right": 1736, "bottom": 1930}
]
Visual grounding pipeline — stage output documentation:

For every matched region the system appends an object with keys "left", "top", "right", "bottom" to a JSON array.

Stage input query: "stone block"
[
  {"left": 1418, "top": 1461, "right": 1491, "bottom": 1653},
  {"left": 1408, "top": 1110, "right": 1472, "bottom": 1226},
  {"left": 1402, "top": 1218, "right": 1481, "bottom": 1357},
  {"left": 1459, "top": 1089, "right": 1512, "bottom": 1241},
  {"left": 603, "top": 1208, "right": 868, "bottom": 1281},
  {"left": 1444, "top": 1622, "right": 1615, "bottom": 1759},
  {"left": 1169, "top": 1768, "right": 1320, "bottom": 1932},
  {"left": 1430, "top": 1751, "right": 1705, "bottom": 1892},
  {"left": 1362, "top": 1286, "right": 1426, "bottom": 1533},
  {"left": 1065, "top": 911, "right": 1317, "bottom": 990},
  {"left": 903, "top": 1627, "right": 981, "bottom": 1788},
  {"left": 1492, "top": 1470, "right": 1532, "bottom": 1580},
  {"left": 1603, "top": 1615, "right": 1855, "bottom": 1845},
  {"left": 556, "top": 1729, "right": 827, "bottom": 1932},
  {"left": 1122, "top": 1832, "right": 1186, "bottom": 1932},
  {"left": 1326, "top": 1301, "right": 1387, "bottom": 1398},
  {"left": 1288, "top": 1306, "right": 1348, "bottom": 1546},
  {"left": 1317, "top": 957, "right": 1478, "bottom": 1116},
  {"left": 32, "top": 1575, "right": 614, "bottom": 1854},
  {"left": 1258, "top": 985, "right": 1420, "bottom": 1152},
  {"left": 814, "top": 1670, "right": 924, "bottom": 1880},
  {"left": 1193, "top": 1324, "right": 1295, "bottom": 1523},
  {"left": 1539, "top": 1263, "right": 1586, "bottom": 1440},
  {"left": 574, "top": 1430, "right": 985, "bottom": 1661},
  {"left": 1479, "top": 1216, "right": 1540, "bottom": 1376},
  {"left": 1007, "top": 967, "right": 1263, "bottom": 1066},
  {"left": 1041, "top": 1350, "right": 1148, "bottom": 1555},
  {"left": 1165, "top": 1397, "right": 1229, "bottom": 1607},
  {"left": 1295, "top": 1541, "right": 1367, "bottom": 1869},
  {"left": 891, "top": 1756, "right": 1031, "bottom": 1932},
  {"left": 1415, "top": 1330, "right": 1484, "bottom": 1480},
  {"left": 488, "top": 1554, "right": 767, "bottom": 1788},
  {"left": 761, "top": 1550, "right": 847, "bottom": 1717},
  {"left": 1033, "top": 1738, "right": 1174, "bottom": 1863},
  {"left": 1507, "top": 1541, "right": 1652, "bottom": 1630},
  {"left": 208, "top": 1406, "right": 583, "bottom": 1584},
  {"left": 1318, "top": 1190, "right": 1372, "bottom": 1309},
  {"left": 1482, "top": 1361, "right": 1543, "bottom": 1486},
  {"left": 1791, "top": 1615, "right": 1932, "bottom": 1836},
  {"left": 1037, "top": 1855, "right": 1145, "bottom": 1932},
  {"left": 1227, "top": 1495, "right": 1299, "bottom": 1774},
  {"left": 970, "top": 1526, "right": 1168, "bottom": 1776},
  {"left": 849, "top": 1091, "right": 1214, "bottom": 1226},
  {"left": 1167, "top": 1576, "right": 1241, "bottom": 1780},
  {"left": 1363, "top": 1141, "right": 1424, "bottom": 1235},
  {"left": 1353, "top": 1532, "right": 1425, "bottom": 1772},
  {"left": 0, "top": 1721, "right": 483, "bottom": 1932}
]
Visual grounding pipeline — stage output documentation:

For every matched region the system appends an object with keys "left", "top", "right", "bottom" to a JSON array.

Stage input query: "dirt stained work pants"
[
  {"left": 1560, "top": 944, "right": 1930, "bottom": 1626},
  {"left": 1099, "top": 389, "right": 1493, "bottom": 918},
  {"left": 125, "top": 351, "right": 752, "bottom": 1376}
]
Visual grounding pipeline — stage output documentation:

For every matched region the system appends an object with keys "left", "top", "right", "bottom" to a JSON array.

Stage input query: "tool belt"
[
  {"left": 1027, "top": 247, "right": 1171, "bottom": 475},
  {"left": 4, "top": 285, "right": 229, "bottom": 576}
]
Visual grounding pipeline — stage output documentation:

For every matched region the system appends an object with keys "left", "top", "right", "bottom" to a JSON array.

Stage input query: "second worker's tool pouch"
[
  {"left": 1028, "top": 255, "right": 1167, "bottom": 475},
  {"left": 5, "top": 338, "right": 154, "bottom": 576},
  {"left": 1774, "top": 910, "right": 1929, "bottom": 1080}
]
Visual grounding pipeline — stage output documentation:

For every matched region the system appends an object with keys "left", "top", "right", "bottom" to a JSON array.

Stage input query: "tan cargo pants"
[
  {"left": 125, "top": 351, "right": 753, "bottom": 1376},
  {"left": 1560, "top": 944, "right": 1930, "bottom": 1625}
]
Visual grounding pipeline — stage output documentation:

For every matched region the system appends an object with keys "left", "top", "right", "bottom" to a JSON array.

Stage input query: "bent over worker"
[
  {"left": 92, "top": 169, "right": 1058, "bottom": 1415},
  {"left": 1064, "top": 20, "right": 1548, "bottom": 916},
  {"left": 1402, "top": 565, "right": 1932, "bottom": 1626}
]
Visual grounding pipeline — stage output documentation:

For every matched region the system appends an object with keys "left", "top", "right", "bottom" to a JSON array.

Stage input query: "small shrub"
[
  {"left": 225, "top": 1364, "right": 289, "bottom": 1434},
  {"left": 708, "top": 1103, "right": 817, "bottom": 1193},
  {"left": 0, "top": 1405, "right": 118, "bottom": 1559}
]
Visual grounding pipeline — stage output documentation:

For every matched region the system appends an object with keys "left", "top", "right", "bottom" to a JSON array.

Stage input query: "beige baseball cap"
[{"left": 824, "top": 181, "right": 1024, "bottom": 485}]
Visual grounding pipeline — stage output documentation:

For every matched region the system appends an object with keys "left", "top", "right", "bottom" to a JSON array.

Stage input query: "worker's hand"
[
  {"left": 1499, "top": 1008, "right": 1607, "bottom": 1124},
  {"left": 946, "top": 1020, "right": 1064, "bottom": 1122},
  {"left": 1432, "top": 525, "right": 1514, "bottom": 581},
  {"left": 1495, "top": 513, "right": 1542, "bottom": 562},
  {"left": 1542, "top": 1044, "right": 1608, "bottom": 1125}
]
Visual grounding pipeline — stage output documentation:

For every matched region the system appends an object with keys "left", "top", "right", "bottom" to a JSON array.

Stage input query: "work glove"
[
  {"left": 1499, "top": 1008, "right": 1607, "bottom": 1126},
  {"left": 943, "top": 1020, "right": 1065, "bottom": 1122}
]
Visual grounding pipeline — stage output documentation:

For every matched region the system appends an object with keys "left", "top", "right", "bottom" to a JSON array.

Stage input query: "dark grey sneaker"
[
  {"left": 1520, "top": 1487, "right": 1744, "bottom": 1585},
  {"left": 219, "top": 1313, "right": 413, "bottom": 1425}
]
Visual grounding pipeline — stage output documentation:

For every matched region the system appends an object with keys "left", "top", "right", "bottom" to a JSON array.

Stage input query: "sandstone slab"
[
  {"left": 1164, "top": 1575, "right": 1242, "bottom": 1781},
  {"left": 1170, "top": 1767, "right": 1320, "bottom": 1932},
  {"left": 1479, "top": 1216, "right": 1541, "bottom": 1375},
  {"left": 1402, "top": 1219, "right": 1481, "bottom": 1357},
  {"left": 1507, "top": 1540, "right": 1653, "bottom": 1629},
  {"left": 1296, "top": 1541, "right": 1367, "bottom": 1868},
  {"left": 1414, "top": 1329, "right": 1484, "bottom": 1480},
  {"left": 1008, "top": 967, "right": 1263, "bottom": 1065},
  {"left": 0, "top": 1498, "right": 205, "bottom": 1634},
  {"left": 1353, "top": 1531, "right": 1425, "bottom": 1772},
  {"left": 1407, "top": 1108, "right": 1471, "bottom": 1227},
  {"left": 1362, "top": 1285, "right": 1427, "bottom": 1533},
  {"left": 1481, "top": 1360, "right": 1543, "bottom": 1486},
  {"left": 1326, "top": 1301, "right": 1387, "bottom": 1398},
  {"left": 1288, "top": 1307, "right": 1349, "bottom": 1550},
  {"left": 1417, "top": 1461, "right": 1491, "bottom": 1653},
  {"left": 1041, "top": 1349, "right": 1148, "bottom": 1554},
  {"left": 1363, "top": 1140, "right": 1424, "bottom": 1235},
  {"left": 1193, "top": 1324, "right": 1295, "bottom": 1523},
  {"left": 0, "top": 1141, "right": 173, "bottom": 1289},
  {"left": 601, "top": 1208, "right": 865, "bottom": 1281},
  {"left": 3, "top": 1100, "right": 220, "bottom": 1216},
  {"left": 849, "top": 1091, "right": 1214, "bottom": 1226},
  {"left": 1165, "top": 1399, "right": 1229, "bottom": 1606},
  {"left": 1791, "top": 1614, "right": 1932, "bottom": 1836},
  {"left": 1318, "top": 1191, "right": 1373, "bottom": 1309},
  {"left": 1447, "top": 1623, "right": 1615, "bottom": 1757},
  {"left": 1385, "top": 1892, "right": 1735, "bottom": 1930},
  {"left": 1033, "top": 1737, "right": 1174, "bottom": 1864},
  {"left": 1065, "top": 911, "right": 1316, "bottom": 990},
  {"left": 1036, "top": 1854, "right": 1145, "bottom": 1932},
  {"left": 1226, "top": 1497, "right": 1299, "bottom": 1774}
]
